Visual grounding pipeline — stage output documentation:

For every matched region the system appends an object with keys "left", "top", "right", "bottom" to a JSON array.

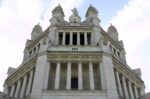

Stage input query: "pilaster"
[
  {"left": 31, "top": 54, "right": 49, "bottom": 99},
  {"left": 101, "top": 55, "right": 119, "bottom": 99}
]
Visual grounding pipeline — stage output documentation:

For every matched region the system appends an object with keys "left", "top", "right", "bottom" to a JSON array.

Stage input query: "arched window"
[{"left": 71, "top": 77, "right": 78, "bottom": 90}]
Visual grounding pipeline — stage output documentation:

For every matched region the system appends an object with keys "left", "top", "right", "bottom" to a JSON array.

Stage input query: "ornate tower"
[{"left": 2, "top": 5, "right": 147, "bottom": 99}]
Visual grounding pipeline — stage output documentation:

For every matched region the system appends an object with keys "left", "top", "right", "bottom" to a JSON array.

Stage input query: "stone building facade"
[{"left": 2, "top": 5, "right": 150, "bottom": 99}]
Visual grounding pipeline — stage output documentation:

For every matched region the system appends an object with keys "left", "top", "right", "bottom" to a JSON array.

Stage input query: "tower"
[{"left": 2, "top": 5, "right": 148, "bottom": 99}]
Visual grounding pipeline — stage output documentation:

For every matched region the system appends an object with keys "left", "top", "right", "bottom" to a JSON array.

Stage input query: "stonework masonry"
[{"left": 1, "top": 4, "right": 150, "bottom": 99}]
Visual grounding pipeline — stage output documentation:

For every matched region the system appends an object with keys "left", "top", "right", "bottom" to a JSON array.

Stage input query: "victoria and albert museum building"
[{"left": 1, "top": 5, "right": 150, "bottom": 99}]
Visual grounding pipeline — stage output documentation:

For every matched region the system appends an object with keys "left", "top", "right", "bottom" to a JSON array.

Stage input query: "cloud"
[
  {"left": 0, "top": 0, "right": 85, "bottom": 91},
  {"left": 111, "top": 0, "right": 150, "bottom": 53},
  {"left": 110, "top": 0, "right": 150, "bottom": 92}
]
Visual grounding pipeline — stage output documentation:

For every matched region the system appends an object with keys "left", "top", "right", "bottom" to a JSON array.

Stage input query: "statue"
[{"left": 72, "top": 8, "right": 78, "bottom": 16}]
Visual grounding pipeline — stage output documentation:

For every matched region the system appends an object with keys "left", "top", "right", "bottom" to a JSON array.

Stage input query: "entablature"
[
  {"left": 57, "top": 26, "right": 92, "bottom": 31},
  {"left": 5, "top": 56, "right": 37, "bottom": 86},
  {"left": 47, "top": 52, "right": 102, "bottom": 63},
  {"left": 112, "top": 56, "right": 144, "bottom": 87},
  {"left": 48, "top": 46, "right": 101, "bottom": 52}
]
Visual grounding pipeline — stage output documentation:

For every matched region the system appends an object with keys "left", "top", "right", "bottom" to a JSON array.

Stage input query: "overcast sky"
[{"left": 0, "top": 0, "right": 150, "bottom": 93}]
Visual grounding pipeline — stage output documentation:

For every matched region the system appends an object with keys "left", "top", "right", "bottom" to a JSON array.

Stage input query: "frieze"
[{"left": 48, "top": 52, "right": 102, "bottom": 63}]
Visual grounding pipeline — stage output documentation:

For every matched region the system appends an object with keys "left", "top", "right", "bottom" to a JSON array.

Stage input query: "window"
[
  {"left": 71, "top": 77, "right": 78, "bottom": 89},
  {"left": 65, "top": 33, "right": 70, "bottom": 45},
  {"left": 59, "top": 32, "right": 63, "bottom": 45},
  {"left": 37, "top": 43, "right": 40, "bottom": 51},
  {"left": 113, "top": 48, "right": 116, "bottom": 54},
  {"left": 29, "top": 51, "right": 32, "bottom": 56},
  {"left": 87, "top": 33, "right": 91, "bottom": 45},
  {"left": 33, "top": 47, "right": 36, "bottom": 54},
  {"left": 73, "top": 33, "right": 77, "bottom": 45},
  {"left": 80, "top": 33, "right": 84, "bottom": 45}
]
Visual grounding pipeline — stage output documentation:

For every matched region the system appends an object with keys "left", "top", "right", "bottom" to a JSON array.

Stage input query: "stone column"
[
  {"left": 89, "top": 62, "right": 95, "bottom": 90},
  {"left": 66, "top": 62, "right": 71, "bottom": 90},
  {"left": 115, "top": 70, "right": 123, "bottom": 97},
  {"left": 122, "top": 76, "right": 129, "bottom": 99},
  {"left": 62, "top": 32, "right": 66, "bottom": 45},
  {"left": 128, "top": 80, "right": 134, "bottom": 99},
  {"left": 84, "top": 32, "right": 87, "bottom": 45},
  {"left": 70, "top": 32, "right": 73, "bottom": 45},
  {"left": 78, "top": 63, "right": 83, "bottom": 90},
  {"left": 55, "top": 62, "right": 61, "bottom": 90},
  {"left": 26, "top": 70, "right": 34, "bottom": 96},
  {"left": 14, "top": 80, "right": 21, "bottom": 98},
  {"left": 133, "top": 85, "right": 139, "bottom": 99},
  {"left": 20, "top": 75, "right": 27, "bottom": 98},
  {"left": 77, "top": 32, "right": 80, "bottom": 45},
  {"left": 10, "top": 84, "right": 15, "bottom": 97}
]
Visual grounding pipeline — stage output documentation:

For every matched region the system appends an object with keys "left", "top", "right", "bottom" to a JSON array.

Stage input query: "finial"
[{"left": 90, "top": 4, "right": 92, "bottom": 7}]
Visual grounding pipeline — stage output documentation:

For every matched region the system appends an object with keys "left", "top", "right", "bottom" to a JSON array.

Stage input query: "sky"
[{"left": 0, "top": 0, "right": 150, "bottom": 93}]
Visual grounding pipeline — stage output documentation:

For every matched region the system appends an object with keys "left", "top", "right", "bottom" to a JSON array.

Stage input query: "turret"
[
  {"left": 107, "top": 24, "right": 118, "bottom": 41},
  {"left": 85, "top": 5, "right": 100, "bottom": 26},
  {"left": 50, "top": 4, "right": 65, "bottom": 26},
  {"left": 31, "top": 23, "right": 43, "bottom": 41}
]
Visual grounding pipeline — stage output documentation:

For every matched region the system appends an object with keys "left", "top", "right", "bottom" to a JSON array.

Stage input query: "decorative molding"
[
  {"left": 112, "top": 56, "right": 144, "bottom": 87},
  {"left": 5, "top": 57, "right": 37, "bottom": 86},
  {"left": 48, "top": 52, "right": 102, "bottom": 63}
]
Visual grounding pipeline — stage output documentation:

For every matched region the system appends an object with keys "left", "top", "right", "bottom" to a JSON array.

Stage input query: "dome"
[{"left": 107, "top": 24, "right": 118, "bottom": 41}]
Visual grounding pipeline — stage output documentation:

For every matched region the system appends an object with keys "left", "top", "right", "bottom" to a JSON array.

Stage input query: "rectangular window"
[
  {"left": 73, "top": 33, "right": 77, "bottom": 45},
  {"left": 59, "top": 32, "right": 63, "bottom": 45},
  {"left": 87, "top": 33, "right": 91, "bottom": 45},
  {"left": 65, "top": 33, "right": 70, "bottom": 45},
  {"left": 80, "top": 33, "right": 84, "bottom": 45}
]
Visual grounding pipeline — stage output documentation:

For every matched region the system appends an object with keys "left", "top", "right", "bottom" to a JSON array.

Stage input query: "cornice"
[
  {"left": 112, "top": 56, "right": 144, "bottom": 87},
  {"left": 5, "top": 56, "right": 37, "bottom": 86}
]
